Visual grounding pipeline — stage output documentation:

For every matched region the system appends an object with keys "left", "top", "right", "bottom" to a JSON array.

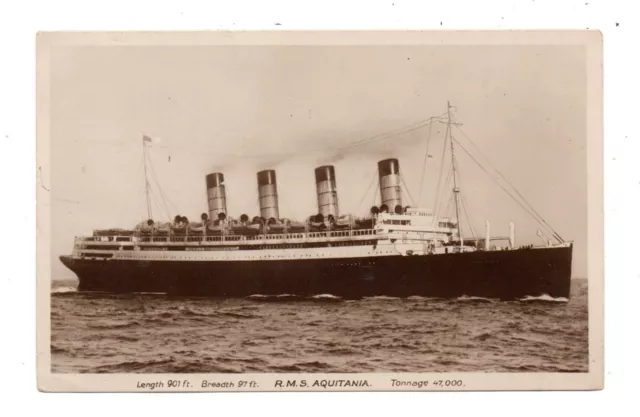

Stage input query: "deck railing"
[{"left": 77, "top": 228, "right": 379, "bottom": 245}]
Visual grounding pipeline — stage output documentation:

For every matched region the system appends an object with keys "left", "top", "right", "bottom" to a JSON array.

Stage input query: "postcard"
[{"left": 36, "top": 30, "right": 603, "bottom": 392}]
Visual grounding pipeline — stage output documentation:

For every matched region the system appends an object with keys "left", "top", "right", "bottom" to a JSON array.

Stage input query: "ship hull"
[{"left": 59, "top": 245, "right": 572, "bottom": 300}]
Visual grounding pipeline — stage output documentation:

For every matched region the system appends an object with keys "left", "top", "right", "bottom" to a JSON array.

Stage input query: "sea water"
[{"left": 50, "top": 279, "right": 588, "bottom": 373}]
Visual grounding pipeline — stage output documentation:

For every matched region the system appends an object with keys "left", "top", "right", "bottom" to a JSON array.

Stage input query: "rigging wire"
[
  {"left": 417, "top": 121, "right": 434, "bottom": 207},
  {"left": 371, "top": 181, "right": 380, "bottom": 211},
  {"left": 356, "top": 169, "right": 379, "bottom": 214},
  {"left": 442, "top": 168, "right": 455, "bottom": 219},
  {"left": 146, "top": 187, "right": 162, "bottom": 221},
  {"left": 123, "top": 150, "right": 147, "bottom": 227},
  {"left": 432, "top": 123, "right": 451, "bottom": 217},
  {"left": 451, "top": 151, "right": 478, "bottom": 239},
  {"left": 441, "top": 193, "right": 455, "bottom": 221},
  {"left": 451, "top": 136, "right": 561, "bottom": 242},
  {"left": 451, "top": 115, "right": 564, "bottom": 242},
  {"left": 144, "top": 152, "right": 172, "bottom": 222},
  {"left": 227, "top": 113, "right": 448, "bottom": 161},
  {"left": 399, "top": 172, "right": 416, "bottom": 207},
  {"left": 148, "top": 170, "right": 171, "bottom": 221},
  {"left": 145, "top": 151, "right": 179, "bottom": 222},
  {"left": 434, "top": 162, "right": 454, "bottom": 222},
  {"left": 339, "top": 113, "right": 448, "bottom": 151},
  {"left": 460, "top": 192, "right": 478, "bottom": 238},
  {"left": 146, "top": 182, "right": 173, "bottom": 224}
]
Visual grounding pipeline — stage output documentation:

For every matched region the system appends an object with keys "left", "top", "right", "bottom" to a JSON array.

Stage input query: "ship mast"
[
  {"left": 142, "top": 137, "right": 153, "bottom": 220},
  {"left": 447, "top": 101, "right": 463, "bottom": 249}
]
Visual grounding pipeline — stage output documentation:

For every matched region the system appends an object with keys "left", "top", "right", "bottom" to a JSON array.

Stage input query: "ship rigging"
[{"left": 136, "top": 102, "right": 565, "bottom": 250}]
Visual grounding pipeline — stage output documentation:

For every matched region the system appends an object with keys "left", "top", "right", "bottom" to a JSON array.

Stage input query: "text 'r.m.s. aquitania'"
[{"left": 275, "top": 379, "right": 371, "bottom": 389}]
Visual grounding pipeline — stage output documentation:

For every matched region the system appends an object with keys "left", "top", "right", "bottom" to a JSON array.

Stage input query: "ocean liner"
[{"left": 59, "top": 103, "right": 573, "bottom": 299}]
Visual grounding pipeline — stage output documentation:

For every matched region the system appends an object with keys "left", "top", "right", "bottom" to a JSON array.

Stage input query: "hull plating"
[{"left": 60, "top": 246, "right": 572, "bottom": 300}]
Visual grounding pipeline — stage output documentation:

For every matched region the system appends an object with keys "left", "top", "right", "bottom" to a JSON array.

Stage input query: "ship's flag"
[{"left": 142, "top": 134, "right": 161, "bottom": 145}]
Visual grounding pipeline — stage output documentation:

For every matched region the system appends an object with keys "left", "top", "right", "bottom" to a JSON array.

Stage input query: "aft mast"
[
  {"left": 142, "top": 135, "right": 153, "bottom": 221},
  {"left": 446, "top": 101, "right": 464, "bottom": 249}
]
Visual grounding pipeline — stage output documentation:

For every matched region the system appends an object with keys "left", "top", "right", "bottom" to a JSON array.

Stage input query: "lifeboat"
[
  {"left": 334, "top": 214, "right": 354, "bottom": 229},
  {"left": 153, "top": 222, "right": 171, "bottom": 235},
  {"left": 94, "top": 228, "right": 136, "bottom": 237},
  {"left": 206, "top": 223, "right": 224, "bottom": 235},
  {"left": 308, "top": 213, "right": 326, "bottom": 231},
  {"left": 229, "top": 223, "right": 261, "bottom": 235},
  {"left": 286, "top": 221, "right": 307, "bottom": 233},
  {"left": 188, "top": 222, "right": 206, "bottom": 235},
  {"left": 266, "top": 217, "right": 286, "bottom": 234}
]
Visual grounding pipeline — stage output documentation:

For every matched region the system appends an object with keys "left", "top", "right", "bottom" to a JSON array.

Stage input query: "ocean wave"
[
  {"left": 519, "top": 294, "right": 569, "bottom": 303},
  {"left": 168, "top": 363, "right": 241, "bottom": 373},
  {"left": 245, "top": 294, "right": 341, "bottom": 302},
  {"left": 311, "top": 294, "right": 341, "bottom": 300},
  {"left": 88, "top": 321, "right": 141, "bottom": 330},
  {"left": 51, "top": 344, "right": 72, "bottom": 354},
  {"left": 501, "top": 364, "right": 541, "bottom": 372},
  {"left": 472, "top": 332, "right": 493, "bottom": 341},
  {"left": 292, "top": 360, "right": 332, "bottom": 370},
  {"left": 407, "top": 304, "right": 450, "bottom": 313},
  {"left": 455, "top": 295, "right": 496, "bottom": 303},
  {"left": 92, "top": 358, "right": 174, "bottom": 373},
  {"left": 178, "top": 308, "right": 257, "bottom": 319},
  {"left": 407, "top": 295, "right": 444, "bottom": 301},
  {"left": 309, "top": 294, "right": 342, "bottom": 303},
  {"left": 111, "top": 335, "right": 140, "bottom": 342},
  {"left": 268, "top": 364, "right": 303, "bottom": 372},
  {"left": 218, "top": 311, "right": 258, "bottom": 319},
  {"left": 327, "top": 347, "right": 359, "bottom": 355},
  {"left": 362, "top": 296, "right": 401, "bottom": 301},
  {"left": 245, "top": 294, "right": 298, "bottom": 302},
  {"left": 51, "top": 290, "right": 111, "bottom": 298},
  {"left": 180, "top": 308, "right": 210, "bottom": 317},
  {"left": 51, "top": 285, "right": 77, "bottom": 294},
  {"left": 217, "top": 356, "right": 268, "bottom": 365},
  {"left": 246, "top": 294, "right": 299, "bottom": 301}
]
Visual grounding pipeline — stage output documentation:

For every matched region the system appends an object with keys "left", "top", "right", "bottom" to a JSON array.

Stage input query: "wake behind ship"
[{"left": 59, "top": 103, "right": 573, "bottom": 300}]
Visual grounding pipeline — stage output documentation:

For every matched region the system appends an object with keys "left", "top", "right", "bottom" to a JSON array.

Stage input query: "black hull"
[{"left": 59, "top": 245, "right": 572, "bottom": 300}]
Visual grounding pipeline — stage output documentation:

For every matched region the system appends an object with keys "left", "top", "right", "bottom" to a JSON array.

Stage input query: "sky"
[{"left": 48, "top": 44, "right": 587, "bottom": 279}]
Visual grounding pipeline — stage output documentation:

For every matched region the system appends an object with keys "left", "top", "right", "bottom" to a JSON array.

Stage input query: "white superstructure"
[{"left": 69, "top": 207, "right": 480, "bottom": 263}]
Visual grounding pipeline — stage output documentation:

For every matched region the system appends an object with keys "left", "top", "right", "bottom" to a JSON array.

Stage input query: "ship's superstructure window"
[
  {"left": 382, "top": 219, "right": 411, "bottom": 225},
  {"left": 83, "top": 244, "right": 119, "bottom": 251}
]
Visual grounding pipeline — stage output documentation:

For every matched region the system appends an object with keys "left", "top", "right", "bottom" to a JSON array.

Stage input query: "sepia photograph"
[{"left": 36, "top": 30, "right": 603, "bottom": 391}]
